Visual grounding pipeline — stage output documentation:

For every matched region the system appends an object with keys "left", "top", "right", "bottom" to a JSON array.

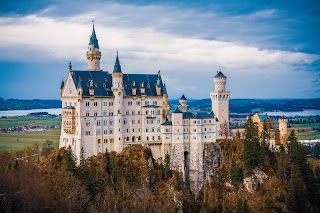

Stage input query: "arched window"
[{"left": 146, "top": 127, "right": 149, "bottom": 132}]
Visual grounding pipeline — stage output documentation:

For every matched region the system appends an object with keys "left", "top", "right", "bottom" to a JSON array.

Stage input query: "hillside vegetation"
[{"left": 0, "top": 118, "right": 320, "bottom": 212}]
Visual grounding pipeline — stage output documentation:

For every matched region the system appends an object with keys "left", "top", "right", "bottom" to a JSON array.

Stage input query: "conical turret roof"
[
  {"left": 88, "top": 24, "right": 99, "bottom": 49},
  {"left": 113, "top": 51, "right": 122, "bottom": 73}
]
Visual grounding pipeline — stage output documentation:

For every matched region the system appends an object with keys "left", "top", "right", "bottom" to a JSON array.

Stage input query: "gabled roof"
[
  {"left": 182, "top": 111, "right": 214, "bottom": 119},
  {"left": 69, "top": 70, "right": 165, "bottom": 97},
  {"left": 172, "top": 106, "right": 182, "bottom": 113},
  {"left": 259, "top": 114, "right": 269, "bottom": 121},
  {"left": 214, "top": 71, "right": 226, "bottom": 78},
  {"left": 88, "top": 24, "right": 99, "bottom": 49}
]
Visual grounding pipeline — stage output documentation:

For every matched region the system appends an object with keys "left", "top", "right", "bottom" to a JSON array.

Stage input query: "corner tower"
[
  {"left": 111, "top": 52, "right": 124, "bottom": 152},
  {"left": 210, "top": 70, "right": 230, "bottom": 136},
  {"left": 86, "top": 23, "right": 101, "bottom": 71}
]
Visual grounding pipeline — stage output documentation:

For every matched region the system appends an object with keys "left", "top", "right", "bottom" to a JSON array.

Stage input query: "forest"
[{"left": 0, "top": 118, "right": 320, "bottom": 212}]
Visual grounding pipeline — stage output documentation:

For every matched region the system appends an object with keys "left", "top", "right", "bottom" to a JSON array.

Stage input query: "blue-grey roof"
[
  {"left": 171, "top": 105, "right": 182, "bottom": 113},
  {"left": 64, "top": 106, "right": 75, "bottom": 109},
  {"left": 113, "top": 53, "right": 122, "bottom": 73},
  {"left": 214, "top": 71, "right": 226, "bottom": 78},
  {"left": 182, "top": 111, "right": 214, "bottom": 119},
  {"left": 69, "top": 70, "right": 165, "bottom": 97},
  {"left": 88, "top": 25, "right": 99, "bottom": 49},
  {"left": 259, "top": 114, "right": 269, "bottom": 121},
  {"left": 180, "top": 94, "right": 187, "bottom": 100},
  {"left": 161, "top": 121, "right": 172, "bottom": 126},
  {"left": 143, "top": 105, "right": 160, "bottom": 108}
]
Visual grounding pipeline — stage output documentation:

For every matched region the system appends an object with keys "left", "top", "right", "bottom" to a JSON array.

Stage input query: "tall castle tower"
[
  {"left": 86, "top": 24, "right": 101, "bottom": 71},
  {"left": 278, "top": 118, "right": 288, "bottom": 145},
  {"left": 210, "top": 70, "right": 230, "bottom": 136},
  {"left": 112, "top": 52, "right": 124, "bottom": 152}
]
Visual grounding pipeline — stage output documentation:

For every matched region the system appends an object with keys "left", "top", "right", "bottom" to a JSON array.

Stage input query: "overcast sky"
[{"left": 0, "top": 0, "right": 319, "bottom": 99}]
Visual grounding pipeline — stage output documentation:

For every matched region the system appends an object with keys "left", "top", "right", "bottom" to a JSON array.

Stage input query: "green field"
[
  {"left": 292, "top": 123, "right": 320, "bottom": 128},
  {"left": 0, "top": 116, "right": 61, "bottom": 150},
  {"left": 0, "top": 116, "right": 61, "bottom": 128},
  {"left": 0, "top": 129, "right": 60, "bottom": 150}
]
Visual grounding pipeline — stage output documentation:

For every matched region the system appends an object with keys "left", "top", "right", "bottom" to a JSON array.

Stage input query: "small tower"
[
  {"left": 162, "top": 82, "right": 169, "bottom": 119},
  {"left": 278, "top": 118, "right": 288, "bottom": 144},
  {"left": 77, "top": 77, "right": 83, "bottom": 100},
  {"left": 179, "top": 94, "right": 187, "bottom": 112},
  {"left": 210, "top": 70, "right": 230, "bottom": 137},
  {"left": 60, "top": 79, "right": 64, "bottom": 97},
  {"left": 111, "top": 51, "right": 124, "bottom": 152},
  {"left": 156, "top": 70, "right": 162, "bottom": 96},
  {"left": 86, "top": 23, "right": 101, "bottom": 71}
]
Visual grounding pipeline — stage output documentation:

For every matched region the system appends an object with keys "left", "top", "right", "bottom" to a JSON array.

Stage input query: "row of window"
[
  {"left": 165, "top": 127, "right": 212, "bottom": 133},
  {"left": 85, "top": 118, "right": 162, "bottom": 127},
  {"left": 84, "top": 110, "right": 161, "bottom": 117},
  {"left": 84, "top": 100, "right": 159, "bottom": 107},
  {"left": 64, "top": 102, "right": 77, "bottom": 107}
]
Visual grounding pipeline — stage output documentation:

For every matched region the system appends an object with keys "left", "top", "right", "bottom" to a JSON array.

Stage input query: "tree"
[
  {"left": 104, "top": 148, "right": 111, "bottom": 174},
  {"left": 219, "top": 121, "right": 232, "bottom": 140},
  {"left": 242, "top": 116, "right": 259, "bottom": 175},
  {"left": 41, "top": 140, "right": 53, "bottom": 157},
  {"left": 230, "top": 159, "right": 243, "bottom": 186},
  {"left": 64, "top": 146, "right": 76, "bottom": 174},
  {"left": 126, "top": 154, "right": 136, "bottom": 187},
  {"left": 235, "top": 199, "right": 251, "bottom": 213},
  {"left": 174, "top": 172, "right": 183, "bottom": 191},
  {"left": 163, "top": 154, "right": 171, "bottom": 179}
]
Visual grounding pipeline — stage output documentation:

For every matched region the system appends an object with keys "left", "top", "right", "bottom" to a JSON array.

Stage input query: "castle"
[
  {"left": 59, "top": 24, "right": 230, "bottom": 192},
  {"left": 251, "top": 113, "right": 288, "bottom": 148}
]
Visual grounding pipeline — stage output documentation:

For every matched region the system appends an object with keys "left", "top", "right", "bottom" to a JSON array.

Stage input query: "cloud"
[{"left": 0, "top": 1, "right": 319, "bottom": 99}]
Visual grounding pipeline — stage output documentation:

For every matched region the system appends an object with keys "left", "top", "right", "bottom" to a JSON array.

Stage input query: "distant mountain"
[
  {"left": 1, "top": 98, "right": 319, "bottom": 113},
  {"left": 169, "top": 98, "right": 320, "bottom": 113},
  {"left": 0, "top": 98, "right": 61, "bottom": 111}
]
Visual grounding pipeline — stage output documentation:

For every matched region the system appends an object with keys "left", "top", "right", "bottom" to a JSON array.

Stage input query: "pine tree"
[
  {"left": 164, "top": 153, "right": 171, "bottom": 179},
  {"left": 243, "top": 116, "right": 259, "bottom": 175},
  {"left": 110, "top": 153, "right": 119, "bottom": 191},
  {"left": 126, "top": 154, "right": 136, "bottom": 187},
  {"left": 235, "top": 199, "right": 251, "bottom": 213},
  {"left": 174, "top": 172, "right": 183, "bottom": 191},
  {"left": 230, "top": 159, "right": 243, "bottom": 186},
  {"left": 64, "top": 146, "right": 76, "bottom": 174},
  {"left": 104, "top": 148, "right": 111, "bottom": 174}
]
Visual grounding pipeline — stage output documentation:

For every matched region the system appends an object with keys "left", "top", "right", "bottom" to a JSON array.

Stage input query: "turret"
[
  {"left": 162, "top": 82, "right": 169, "bottom": 119},
  {"left": 86, "top": 23, "right": 101, "bottom": 71},
  {"left": 278, "top": 118, "right": 288, "bottom": 144},
  {"left": 156, "top": 70, "right": 162, "bottom": 96},
  {"left": 60, "top": 79, "right": 64, "bottom": 97},
  {"left": 77, "top": 77, "right": 83, "bottom": 100},
  {"left": 213, "top": 70, "right": 227, "bottom": 92},
  {"left": 111, "top": 51, "right": 124, "bottom": 152},
  {"left": 210, "top": 70, "right": 230, "bottom": 137},
  {"left": 179, "top": 94, "right": 187, "bottom": 112}
]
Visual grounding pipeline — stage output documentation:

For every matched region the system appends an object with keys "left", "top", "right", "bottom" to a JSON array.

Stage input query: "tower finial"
[{"left": 69, "top": 61, "right": 72, "bottom": 70}]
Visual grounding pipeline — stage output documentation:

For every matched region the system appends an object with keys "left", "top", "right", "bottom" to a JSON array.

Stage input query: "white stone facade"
[{"left": 59, "top": 25, "right": 230, "bottom": 194}]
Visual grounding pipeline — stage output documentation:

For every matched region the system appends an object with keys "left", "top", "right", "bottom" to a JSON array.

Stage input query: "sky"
[{"left": 0, "top": 0, "right": 319, "bottom": 100}]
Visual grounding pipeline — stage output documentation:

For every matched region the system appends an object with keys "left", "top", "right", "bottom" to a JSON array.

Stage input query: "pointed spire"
[
  {"left": 113, "top": 51, "right": 122, "bottom": 73},
  {"left": 88, "top": 21, "right": 99, "bottom": 49},
  {"left": 180, "top": 94, "right": 187, "bottom": 100},
  {"left": 162, "top": 82, "right": 167, "bottom": 95},
  {"left": 77, "top": 77, "right": 82, "bottom": 89},
  {"left": 60, "top": 79, "right": 64, "bottom": 89}
]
